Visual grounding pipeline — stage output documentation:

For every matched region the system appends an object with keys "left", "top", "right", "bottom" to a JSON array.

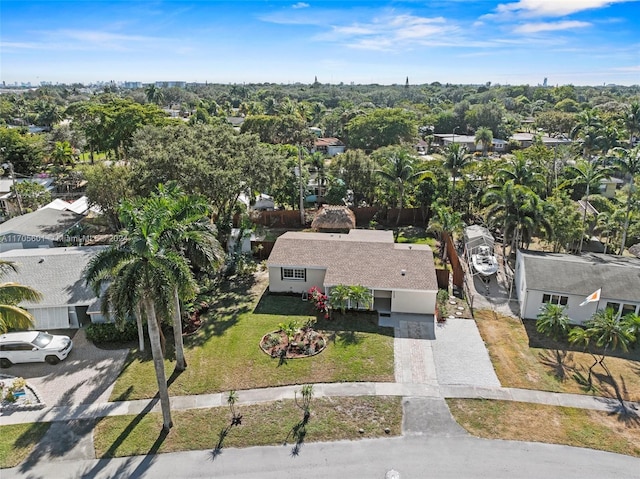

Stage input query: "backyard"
[{"left": 109, "top": 272, "right": 395, "bottom": 401}]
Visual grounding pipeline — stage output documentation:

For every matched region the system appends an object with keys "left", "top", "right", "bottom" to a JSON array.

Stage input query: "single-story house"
[
  {"left": 0, "top": 246, "right": 107, "bottom": 330},
  {"left": 599, "top": 177, "right": 625, "bottom": 199},
  {"left": 0, "top": 207, "right": 84, "bottom": 253},
  {"left": 515, "top": 250, "right": 640, "bottom": 324},
  {"left": 267, "top": 229, "right": 438, "bottom": 323},
  {"left": 313, "top": 137, "right": 345, "bottom": 157},
  {"left": 510, "top": 132, "right": 572, "bottom": 149},
  {"left": 433, "top": 134, "right": 506, "bottom": 152}
]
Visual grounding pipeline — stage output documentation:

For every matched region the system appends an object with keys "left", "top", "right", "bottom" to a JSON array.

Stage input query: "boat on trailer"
[{"left": 471, "top": 245, "right": 499, "bottom": 276}]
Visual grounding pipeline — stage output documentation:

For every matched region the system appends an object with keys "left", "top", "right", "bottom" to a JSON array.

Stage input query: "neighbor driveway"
[{"left": 3, "top": 328, "right": 129, "bottom": 407}]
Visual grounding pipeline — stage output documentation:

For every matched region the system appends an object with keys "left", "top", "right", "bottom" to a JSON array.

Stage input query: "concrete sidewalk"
[{"left": 2, "top": 382, "right": 637, "bottom": 426}]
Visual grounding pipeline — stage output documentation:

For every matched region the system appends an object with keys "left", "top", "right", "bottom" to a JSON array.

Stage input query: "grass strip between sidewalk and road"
[
  {"left": 0, "top": 422, "right": 51, "bottom": 469},
  {"left": 93, "top": 396, "right": 402, "bottom": 458},
  {"left": 448, "top": 398, "right": 640, "bottom": 458}
]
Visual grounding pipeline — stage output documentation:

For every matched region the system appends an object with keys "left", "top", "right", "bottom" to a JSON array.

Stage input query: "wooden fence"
[{"left": 443, "top": 231, "right": 464, "bottom": 290}]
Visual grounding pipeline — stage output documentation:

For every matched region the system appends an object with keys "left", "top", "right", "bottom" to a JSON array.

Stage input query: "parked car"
[{"left": 0, "top": 331, "right": 73, "bottom": 367}]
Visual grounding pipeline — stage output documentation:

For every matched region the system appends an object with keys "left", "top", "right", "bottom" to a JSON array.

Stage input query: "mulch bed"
[{"left": 260, "top": 328, "right": 327, "bottom": 359}]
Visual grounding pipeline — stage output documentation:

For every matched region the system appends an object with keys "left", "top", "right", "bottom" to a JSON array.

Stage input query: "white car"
[{"left": 0, "top": 331, "right": 73, "bottom": 367}]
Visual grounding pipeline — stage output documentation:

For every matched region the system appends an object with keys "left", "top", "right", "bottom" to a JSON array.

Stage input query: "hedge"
[{"left": 85, "top": 321, "right": 140, "bottom": 343}]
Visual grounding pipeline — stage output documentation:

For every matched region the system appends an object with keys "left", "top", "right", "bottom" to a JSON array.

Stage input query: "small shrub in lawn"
[{"left": 86, "top": 321, "right": 139, "bottom": 344}]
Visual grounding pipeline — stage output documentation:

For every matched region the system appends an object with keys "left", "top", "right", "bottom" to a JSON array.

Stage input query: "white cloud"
[
  {"left": 491, "top": 0, "right": 635, "bottom": 18},
  {"left": 514, "top": 20, "right": 592, "bottom": 33},
  {"left": 292, "top": 2, "right": 310, "bottom": 8}
]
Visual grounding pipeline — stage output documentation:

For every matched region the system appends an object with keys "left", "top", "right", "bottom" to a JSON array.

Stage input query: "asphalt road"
[{"left": 4, "top": 434, "right": 639, "bottom": 479}]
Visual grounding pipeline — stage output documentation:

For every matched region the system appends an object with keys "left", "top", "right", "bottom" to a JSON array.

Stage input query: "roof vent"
[
  {"left": 408, "top": 245, "right": 412, "bottom": 250},
  {"left": 38, "top": 258, "right": 45, "bottom": 263},
  {"left": 401, "top": 269, "right": 406, "bottom": 276}
]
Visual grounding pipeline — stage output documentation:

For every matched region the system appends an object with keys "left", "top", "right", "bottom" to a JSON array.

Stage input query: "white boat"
[{"left": 471, "top": 245, "right": 499, "bottom": 276}]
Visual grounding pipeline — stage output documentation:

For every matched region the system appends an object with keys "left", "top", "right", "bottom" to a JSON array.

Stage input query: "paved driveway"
[{"left": 3, "top": 328, "right": 129, "bottom": 407}]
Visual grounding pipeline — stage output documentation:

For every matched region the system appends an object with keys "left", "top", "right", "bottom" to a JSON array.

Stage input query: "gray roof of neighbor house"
[
  {"left": 0, "top": 246, "right": 106, "bottom": 307},
  {"left": 0, "top": 207, "right": 82, "bottom": 238},
  {"left": 268, "top": 229, "right": 438, "bottom": 291},
  {"left": 519, "top": 250, "right": 640, "bottom": 302}
]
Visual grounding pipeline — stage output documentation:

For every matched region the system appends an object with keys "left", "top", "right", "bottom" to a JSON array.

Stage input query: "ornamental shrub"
[{"left": 85, "top": 321, "right": 139, "bottom": 343}]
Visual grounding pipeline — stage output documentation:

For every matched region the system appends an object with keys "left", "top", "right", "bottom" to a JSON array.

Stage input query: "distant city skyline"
[{"left": 1, "top": 0, "right": 639, "bottom": 87}]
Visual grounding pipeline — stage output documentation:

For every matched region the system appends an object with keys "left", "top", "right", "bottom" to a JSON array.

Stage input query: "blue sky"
[{"left": 1, "top": 0, "right": 639, "bottom": 86}]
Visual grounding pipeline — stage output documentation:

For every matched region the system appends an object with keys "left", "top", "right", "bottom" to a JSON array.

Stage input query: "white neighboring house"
[
  {"left": 313, "top": 137, "right": 346, "bottom": 157},
  {"left": 267, "top": 229, "right": 438, "bottom": 326},
  {"left": 0, "top": 246, "right": 106, "bottom": 330},
  {"left": 515, "top": 250, "right": 640, "bottom": 324},
  {"left": 0, "top": 177, "right": 55, "bottom": 219}
]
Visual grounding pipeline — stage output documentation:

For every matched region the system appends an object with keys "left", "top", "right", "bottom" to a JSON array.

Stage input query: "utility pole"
[{"left": 297, "top": 145, "right": 305, "bottom": 226}]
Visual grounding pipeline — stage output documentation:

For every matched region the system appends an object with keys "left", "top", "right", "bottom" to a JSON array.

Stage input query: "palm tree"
[
  {"left": 623, "top": 101, "right": 640, "bottom": 146},
  {"left": 0, "top": 260, "right": 43, "bottom": 334},
  {"left": 570, "top": 110, "right": 605, "bottom": 158},
  {"left": 374, "top": 147, "right": 426, "bottom": 225},
  {"left": 51, "top": 141, "right": 75, "bottom": 169},
  {"left": 427, "top": 204, "right": 464, "bottom": 261},
  {"left": 474, "top": 127, "right": 493, "bottom": 157},
  {"left": 536, "top": 303, "right": 571, "bottom": 379},
  {"left": 348, "top": 285, "right": 373, "bottom": 310},
  {"left": 85, "top": 199, "right": 199, "bottom": 432},
  {"left": 443, "top": 142, "right": 471, "bottom": 208},
  {"left": 152, "top": 184, "right": 224, "bottom": 371},
  {"left": 145, "top": 84, "right": 164, "bottom": 106},
  {"left": 494, "top": 153, "right": 546, "bottom": 194},
  {"left": 570, "top": 160, "right": 610, "bottom": 253},
  {"left": 483, "top": 180, "right": 552, "bottom": 257},
  {"left": 328, "top": 284, "right": 351, "bottom": 315},
  {"left": 611, "top": 146, "right": 640, "bottom": 254}
]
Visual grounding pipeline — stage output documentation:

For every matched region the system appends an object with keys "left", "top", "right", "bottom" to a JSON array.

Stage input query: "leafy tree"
[
  {"left": 0, "top": 260, "right": 43, "bottom": 334},
  {"left": 328, "top": 149, "right": 376, "bottom": 204},
  {"left": 12, "top": 180, "right": 51, "bottom": 212},
  {"left": 346, "top": 108, "right": 417, "bottom": 151},
  {"left": 533, "top": 110, "right": 575, "bottom": 136},
  {"left": 0, "top": 126, "right": 45, "bottom": 175},
  {"left": 81, "top": 163, "right": 134, "bottom": 232},
  {"left": 544, "top": 191, "right": 583, "bottom": 253}
]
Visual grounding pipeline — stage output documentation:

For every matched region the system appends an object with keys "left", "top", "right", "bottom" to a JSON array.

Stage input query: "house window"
[
  {"left": 542, "top": 294, "right": 568, "bottom": 306},
  {"left": 606, "top": 302, "right": 621, "bottom": 314},
  {"left": 621, "top": 304, "right": 638, "bottom": 316},
  {"left": 282, "top": 268, "right": 306, "bottom": 281}
]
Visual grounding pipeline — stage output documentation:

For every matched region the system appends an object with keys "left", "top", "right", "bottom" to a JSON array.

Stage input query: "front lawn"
[
  {"left": 448, "top": 399, "right": 640, "bottom": 458},
  {"left": 109, "top": 273, "right": 394, "bottom": 401},
  {"left": 474, "top": 310, "right": 640, "bottom": 401},
  {"left": 94, "top": 396, "right": 402, "bottom": 458}
]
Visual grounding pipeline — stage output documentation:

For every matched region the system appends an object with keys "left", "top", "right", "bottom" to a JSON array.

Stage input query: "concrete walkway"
[{"left": 2, "top": 381, "right": 638, "bottom": 426}]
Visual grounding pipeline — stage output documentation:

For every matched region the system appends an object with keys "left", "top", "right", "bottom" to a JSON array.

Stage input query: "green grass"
[
  {"left": 448, "top": 399, "right": 640, "bottom": 458},
  {"left": 94, "top": 396, "right": 402, "bottom": 458},
  {"left": 110, "top": 275, "right": 394, "bottom": 401},
  {"left": 0, "top": 423, "right": 51, "bottom": 469}
]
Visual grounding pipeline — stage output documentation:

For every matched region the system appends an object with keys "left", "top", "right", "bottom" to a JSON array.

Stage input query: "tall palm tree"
[
  {"left": 443, "top": 142, "right": 471, "bottom": 208},
  {"left": 0, "top": 260, "right": 43, "bottom": 334},
  {"left": 536, "top": 303, "right": 571, "bottom": 378},
  {"left": 474, "top": 127, "right": 493, "bottom": 157},
  {"left": 570, "top": 110, "right": 605, "bottom": 158},
  {"left": 570, "top": 160, "right": 610, "bottom": 253},
  {"left": 85, "top": 199, "right": 198, "bottom": 432},
  {"left": 623, "top": 101, "right": 640, "bottom": 146},
  {"left": 152, "top": 184, "right": 224, "bottom": 371},
  {"left": 374, "top": 147, "right": 426, "bottom": 225},
  {"left": 145, "top": 84, "right": 164, "bottom": 106},
  {"left": 611, "top": 146, "right": 640, "bottom": 254}
]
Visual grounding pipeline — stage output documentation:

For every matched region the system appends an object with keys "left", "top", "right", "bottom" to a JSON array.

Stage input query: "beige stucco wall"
[
  {"left": 268, "top": 266, "right": 326, "bottom": 294},
  {"left": 391, "top": 290, "right": 436, "bottom": 314}
]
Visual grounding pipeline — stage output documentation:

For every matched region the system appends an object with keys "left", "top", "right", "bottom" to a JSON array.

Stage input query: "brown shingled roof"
[{"left": 267, "top": 230, "right": 438, "bottom": 291}]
